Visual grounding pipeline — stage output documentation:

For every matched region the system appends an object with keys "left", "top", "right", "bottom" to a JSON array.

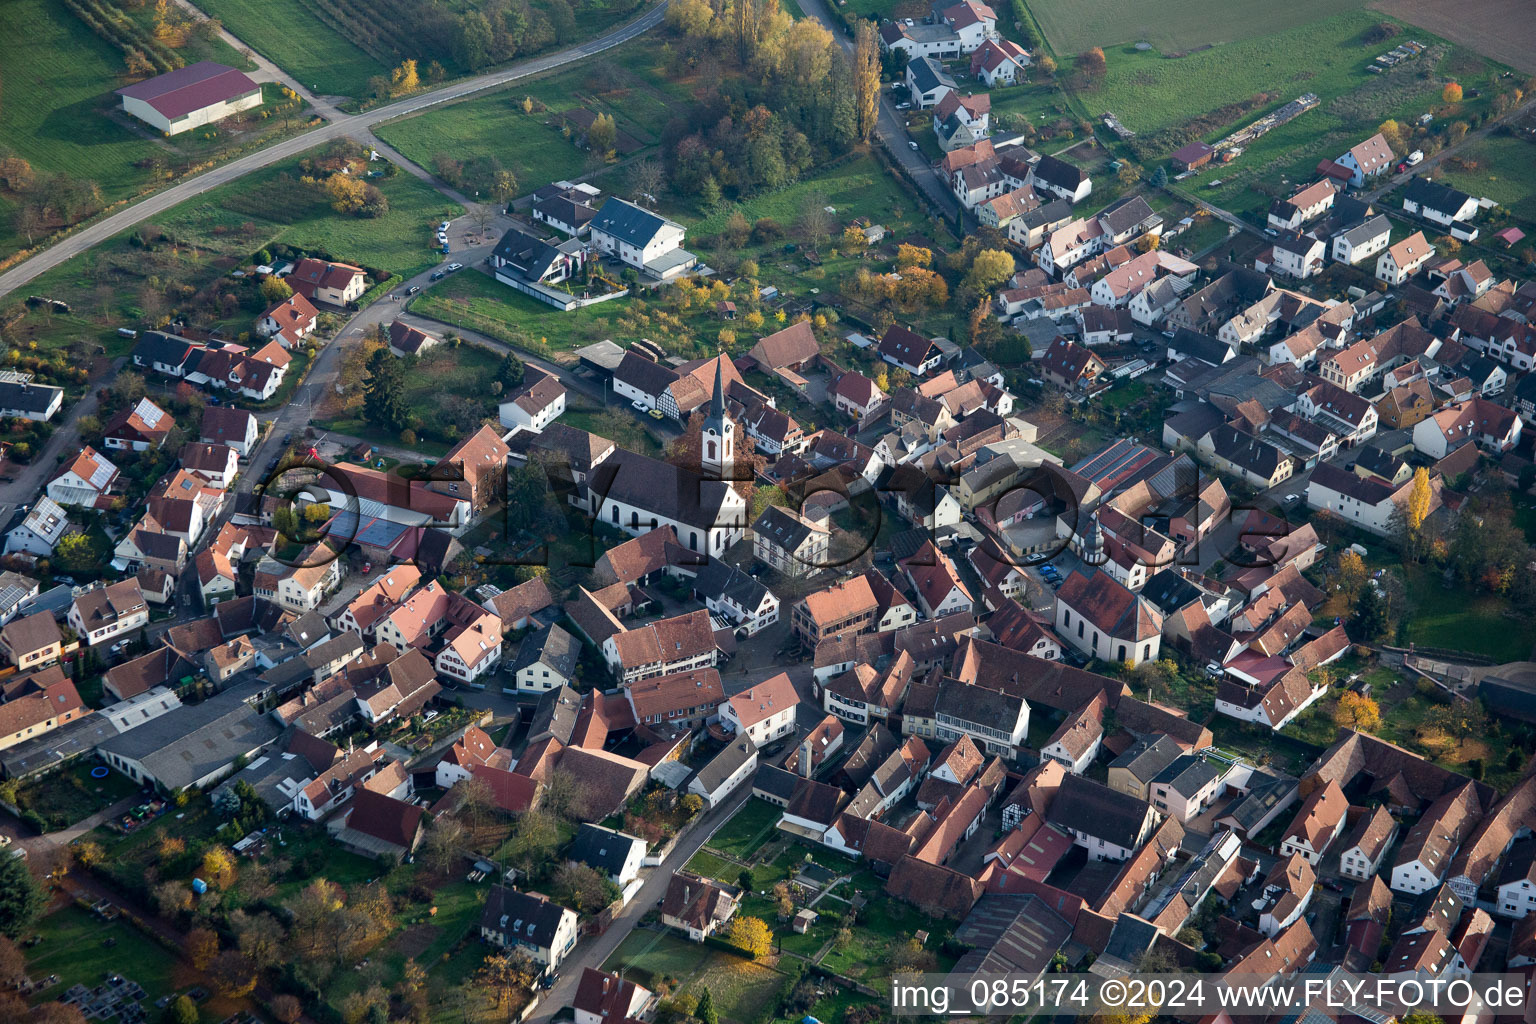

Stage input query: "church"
[{"left": 584, "top": 358, "right": 748, "bottom": 557}]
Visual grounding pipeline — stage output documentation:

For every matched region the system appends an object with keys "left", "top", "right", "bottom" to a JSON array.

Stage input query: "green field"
[
  {"left": 1026, "top": 0, "right": 1365, "bottom": 54},
  {"left": 317, "top": 341, "right": 501, "bottom": 450},
  {"left": 1423, "top": 134, "right": 1536, "bottom": 230},
  {"left": 705, "top": 798, "right": 785, "bottom": 861},
  {"left": 24, "top": 905, "right": 185, "bottom": 1010},
  {"left": 0, "top": 0, "right": 323, "bottom": 263},
  {"left": 603, "top": 931, "right": 788, "bottom": 1024},
  {"left": 374, "top": 41, "right": 678, "bottom": 199},
  {"left": 1402, "top": 569, "right": 1536, "bottom": 663},
  {"left": 197, "top": 0, "right": 386, "bottom": 98}
]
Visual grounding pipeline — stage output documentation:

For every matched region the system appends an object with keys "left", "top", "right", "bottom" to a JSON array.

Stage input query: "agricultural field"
[
  {"left": 1025, "top": 0, "right": 1366, "bottom": 54},
  {"left": 196, "top": 0, "right": 388, "bottom": 98},
  {"left": 1369, "top": 0, "right": 1536, "bottom": 75},
  {"left": 0, "top": 0, "right": 310, "bottom": 263}
]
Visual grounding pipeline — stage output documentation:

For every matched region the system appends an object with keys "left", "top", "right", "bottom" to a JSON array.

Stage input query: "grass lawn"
[
  {"left": 1401, "top": 566, "right": 1536, "bottom": 662},
  {"left": 24, "top": 905, "right": 185, "bottom": 1010},
  {"left": 0, "top": 0, "right": 311, "bottom": 262},
  {"left": 150, "top": 157, "right": 457, "bottom": 279},
  {"left": 1026, "top": 0, "right": 1365, "bottom": 53},
  {"left": 374, "top": 40, "right": 676, "bottom": 200},
  {"left": 818, "top": 897, "right": 956, "bottom": 989},
  {"left": 196, "top": 0, "right": 385, "bottom": 98},
  {"left": 686, "top": 155, "right": 921, "bottom": 238},
  {"left": 1423, "top": 134, "right": 1536, "bottom": 231},
  {"left": 706, "top": 797, "right": 785, "bottom": 862},
  {"left": 685, "top": 850, "right": 739, "bottom": 882},
  {"left": 559, "top": 402, "right": 665, "bottom": 457},
  {"left": 603, "top": 931, "right": 787, "bottom": 1024},
  {"left": 11, "top": 143, "right": 459, "bottom": 363},
  {"left": 14, "top": 760, "right": 140, "bottom": 830}
]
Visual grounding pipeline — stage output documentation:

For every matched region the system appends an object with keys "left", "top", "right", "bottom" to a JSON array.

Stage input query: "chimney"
[{"left": 799, "top": 737, "right": 814, "bottom": 779}]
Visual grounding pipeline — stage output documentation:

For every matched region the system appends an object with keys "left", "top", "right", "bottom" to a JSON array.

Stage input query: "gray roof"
[
  {"left": 753, "top": 505, "right": 816, "bottom": 553},
  {"left": 1335, "top": 214, "right": 1390, "bottom": 247},
  {"left": 0, "top": 379, "right": 63, "bottom": 415},
  {"left": 689, "top": 737, "right": 756, "bottom": 795},
  {"left": 1046, "top": 773, "right": 1155, "bottom": 850},
  {"left": 590, "top": 198, "right": 680, "bottom": 249},
  {"left": 1151, "top": 753, "right": 1223, "bottom": 797},
  {"left": 528, "top": 684, "right": 581, "bottom": 744},
  {"left": 1108, "top": 734, "right": 1183, "bottom": 784},
  {"left": 934, "top": 681, "right": 1025, "bottom": 729},
  {"left": 98, "top": 689, "right": 282, "bottom": 791},
  {"left": 908, "top": 56, "right": 955, "bottom": 95},
  {"left": 1404, "top": 177, "right": 1473, "bottom": 216},
  {"left": 587, "top": 449, "right": 735, "bottom": 533},
  {"left": 510, "top": 624, "right": 580, "bottom": 678},
  {"left": 480, "top": 886, "right": 573, "bottom": 948},
  {"left": 567, "top": 823, "right": 645, "bottom": 876},
  {"left": 1097, "top": 194, "right": 1157, "bottom": 236}
]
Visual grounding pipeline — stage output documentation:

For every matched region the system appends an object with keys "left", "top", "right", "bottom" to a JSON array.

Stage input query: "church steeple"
[{"left": 699, "top": 353, "right": 735, "bottom": 481}]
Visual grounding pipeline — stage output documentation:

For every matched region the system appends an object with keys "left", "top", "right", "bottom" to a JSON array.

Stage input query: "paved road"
[
  {"left": 795, "top": 0, "right": 961, "bottom": 223},
  {"left": 527, "top": 785, "right": 752, "bottom": 1024},
  {"left": 0, "top": 358, "right": 125, "bottom": 521},
  {"left": 0, "top": 1, "right": 670, "bottom": 302}
]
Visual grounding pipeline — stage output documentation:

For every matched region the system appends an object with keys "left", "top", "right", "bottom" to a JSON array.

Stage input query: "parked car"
[
  {"left": 407, "top": 285, "right": 420, "bottom": 295},
  {"left": 908, "top": 140, "right": 919, "bottom": 150},
  {"left": 430, "top": 271, "right": 446, "bottom": 281},
  {"left": 439, "top": 221, "right": 450, "bottom": 231},
  {"left": 632, "top": 399, "right": 648, "bottom": 412},
  {"left": 445, "top": 262, "right": 463, "bottom": 272},
  {"left": 648, "top": 408, "right": 664, "bottom": 420}
]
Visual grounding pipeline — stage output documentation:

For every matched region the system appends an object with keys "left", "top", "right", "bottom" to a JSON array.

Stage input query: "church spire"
[
  {"left": 700, "top": 351, "right": 735, "bottom": 481},
  {"left": 710, "top": 351, "right": 726, "bottom": 420}
]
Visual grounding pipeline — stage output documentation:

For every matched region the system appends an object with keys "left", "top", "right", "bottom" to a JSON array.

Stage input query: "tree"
[
  {"left": 1117, "top": 162, "right": 1140, "bottom": 188},
  {"left": 0, "top": 158, "right": 34, "bottom": 193},
  {"left": 201, "top": 846, "right": 237, "bottom": 889},
  {"left": 184, "top": 927, "right": 219, "bottom": 971},
  {"left": 730, "top": 916, "right": 773, "bottom": 958},
  {"left": 1447, "top": 121, "right": 1469, "bottom": 146},
  {"left": 0, "top": 936, "right": 26, "bottom": 990},
  {"left": 554, "top": 863, "right": 616, "bottom": 914},
  {"left": 1378, "top": 119, "right": 1408, "bottom": 154},
  {"left": 1351, "top": 584, "right": 1388, "bottom": 641},
  {"left": 231, "top": 910, "right": 286, "bottom": 969},
  {"left": 269, "top": 995, "right": 303, "bottom": 1024},
  {"left": 363, "top": 348, "right": 408, "bottom": 432},
  {"left": 209, "top": 950, "right": 257, "bottom": 999},
  {"left": 1407, "top": 466, "right": 1431, "bottom": 532},
  {"left": 0, "top": 855, "right": 45, "bottom": 938},
  {"left": 480, "top": 949, "right": 536, "bottom": 1010},
  {"left": 166, "top": 995, "right": 199, "bottom": 1024},
  {"left": 1078, "top": 47, "right": 1106, "bottom": 79},
  {"left": 259, "top": 276, "right": 293, "bottom": 304},
  {"left": 630, "top": 160, "right": 664, "bottom": 203},
  {"left": 504, "top": 463, "right": 557, "bottom": 535},
  {"left": 588, "top": 113, "right": 618, "bottom": 156},
  {"left": 1335, "top": 691, "right": 1382, "bottom": 731},
  {"left": 152, "top": 880, "right": 194, "bottom": 917},
  {"left": 853, "top": 21, "right": 881, "bottom": 142},
  {"left": 53, "top": 533, "right": 95, "bottom": 572},
  {"left": 697, "top": 988, "right": 719, "bottom": 1024},
  {"left": 1037, "top": 54, "right": 1057, "bottom": 76},
  {"left": 1328, "top": 552, "right": 1365, "bottom": 608},
  {"left": 492, "top": 169, "right": 519, "bottom": 204},
  {"left": 1149, "top": 166, "right": 1168, "bottom": 188},
  {"left": 964, "top": 249, "right": 1015, "bottom": 291},
  {"left": 324, "top": 174, "right": 367, "bottom": 215},
  {"left": 391, "top": 58, "right": 420, "bottom": 96},
  {"left": 1443, "top": 82, "right": 1463, "bottom": 104}
]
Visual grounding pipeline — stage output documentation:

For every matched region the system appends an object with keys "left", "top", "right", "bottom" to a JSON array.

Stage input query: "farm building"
[
  {"left": 1170, "top": 142, "right": 1215, "bottom": 173},
  {"left": 114, "top": 62, "right": 263, "bottom": 136}
]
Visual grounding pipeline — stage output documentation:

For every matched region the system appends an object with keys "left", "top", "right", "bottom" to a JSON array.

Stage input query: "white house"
[
  {"left": 1376, "top": 231, "right": 1435, "bottom": 286},
  {"left": 5, "top": 497, "right": 70, "bottom": 558},
  {"left": 67, "top": 579, "right": 149, "bottom": 647},
  {"left": 0, "top": 374, "right": 64, "bottom": 422},
  {"left": 1338, "top": 806, "right": 1397, "bottom": 882},
  {"left": 718, "top": 672, "right": 799, "bottom": 747},
  {"left": 588, "top": 199, "right": 696, "bottom": 281},
  {"left": 1336, "top": 133, "right": 1394, "bottom": 188},
  {"left": 567, "top": 824, "right": 648, "bottom": 887},
  {"left": 479, "top": 887, "right": 579, "bottom": 977},
  {"left": 1403, "top": 178, "right": 1479, "bottom": 229},
  {"left": 1265, "top": 233, "right": 1327, "bottom": 280},
  {"left": 905, "top": 57, "right": 957, "bottom": 109},
  {"left": 1278, "top": 781, "right": 1348, "bottom": 866},
  {"left": 46, "top": 447, "right": 119, "bottom": 508},
  {"left": 1332, "top": 215, "right": 1392, "bottom": 265},
  {"left": 499, "top": 369, "right": 567, "bottom": 433}
]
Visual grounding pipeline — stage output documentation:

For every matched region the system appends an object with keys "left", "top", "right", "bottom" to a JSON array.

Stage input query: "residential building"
[
  {"left": 719, "top": 672, "right": 799, "bottom": 747},
  {"left": 589, "top": 199, "right": 696, "bottom": 280},
  {"left": 479, "top": 887, "right": 579, "bottom": 976},
  {"left": 67, "top": 580, "right": 148, "bottom": 647},
  {"left": 1279, "top": 780, "right": 1349, "bottom": 865},
  {"left": 287, "top": 258, "right": 368, "bottom": 306},
  {"left": 1377, "top": 231, "right": 1435, "bottom": 286}
]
